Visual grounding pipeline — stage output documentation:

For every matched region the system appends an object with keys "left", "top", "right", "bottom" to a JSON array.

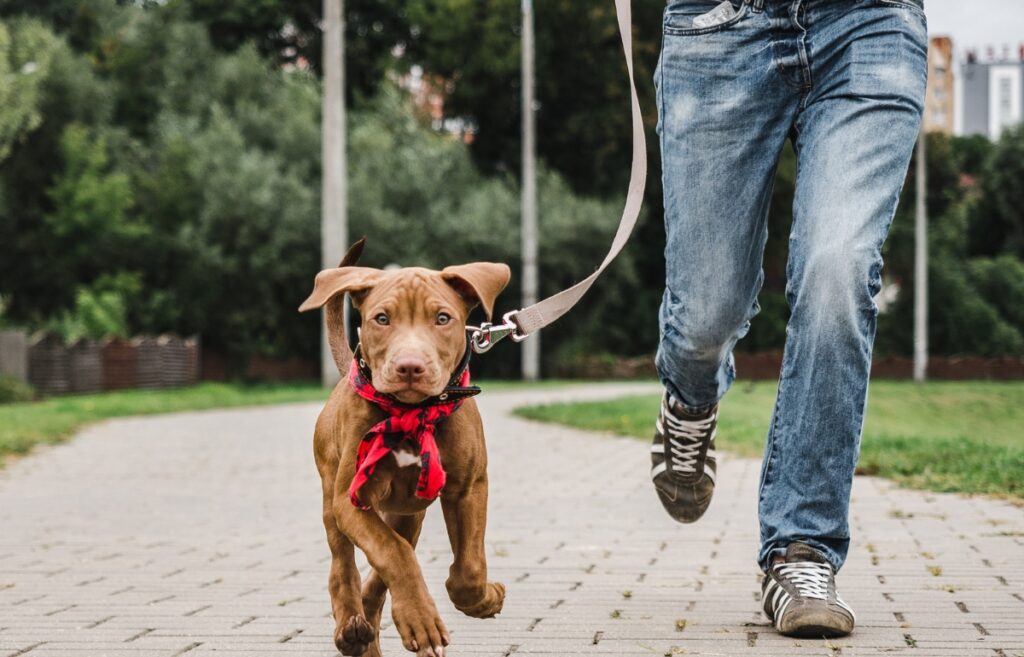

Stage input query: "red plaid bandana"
[{"left": 347, "top": 342, "right": 479, "bottom": 510}]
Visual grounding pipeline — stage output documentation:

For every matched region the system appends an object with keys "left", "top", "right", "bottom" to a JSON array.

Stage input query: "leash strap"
[{"left": 472, "top": 0, "right": 646, "bottom": 351}]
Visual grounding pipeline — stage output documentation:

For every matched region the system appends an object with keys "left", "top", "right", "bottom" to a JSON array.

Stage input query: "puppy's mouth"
[{"left": 374, "top": 378, "right": 446, "bottom": 404}]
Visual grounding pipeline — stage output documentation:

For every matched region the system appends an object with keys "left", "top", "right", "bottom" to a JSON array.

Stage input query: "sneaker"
[
  {"left": 650, "top": 392, "right": 717, "bottom": 523},
  {"left": 762, "top": 543, "right": 856, "bottom": 638}
]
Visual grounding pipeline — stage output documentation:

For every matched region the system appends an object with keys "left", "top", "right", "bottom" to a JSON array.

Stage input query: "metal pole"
[
  {"left": 521, "top": 0, "right": 540, "bottom": 381},
  {"left": 321, "top": 0, "right": 347, "bottom": 387},
  {"left": 913, "top": 132, "right": 928, "bottom": 383}
]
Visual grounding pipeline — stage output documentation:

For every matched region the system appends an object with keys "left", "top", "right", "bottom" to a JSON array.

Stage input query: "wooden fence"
[{"left": 17, "top": 335, "right": 200, "bottom": 396}]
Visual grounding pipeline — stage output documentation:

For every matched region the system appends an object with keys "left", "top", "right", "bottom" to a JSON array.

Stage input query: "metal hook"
[{"left": 468, "top": 310, "right": 529, "bottom": 354}]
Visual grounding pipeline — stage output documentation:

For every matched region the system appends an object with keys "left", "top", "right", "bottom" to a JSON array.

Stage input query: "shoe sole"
[
  {"left": 776, "top": 608, "right": 854, "bottom": 638},
  {"left": 653, "top": 483, "right": 712, "bottom": 524},
  {"left": 778, "top": 623, "right": 852, "bottom": 639}
]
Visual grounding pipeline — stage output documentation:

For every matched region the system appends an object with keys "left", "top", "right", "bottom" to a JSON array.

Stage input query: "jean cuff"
[{"left": 758, "top": 540, "right": 845, "bottom": 574}]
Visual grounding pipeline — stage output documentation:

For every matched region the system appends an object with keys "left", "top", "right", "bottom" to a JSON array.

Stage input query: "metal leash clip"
[{"left": 468, "top": 310, "right": 529, "bottom": 354}]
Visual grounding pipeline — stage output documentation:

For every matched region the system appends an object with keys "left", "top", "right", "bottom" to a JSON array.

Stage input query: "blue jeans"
[{"left": 654, "top": 0, "right": 927, "bottom": 572}]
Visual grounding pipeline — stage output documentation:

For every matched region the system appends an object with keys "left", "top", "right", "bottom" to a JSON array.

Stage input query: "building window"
[{"left": 989, "top": 66, "right": 1023, "bottom": 140}]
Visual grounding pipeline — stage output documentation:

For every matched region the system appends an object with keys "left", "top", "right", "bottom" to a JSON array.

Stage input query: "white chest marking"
[{"left": 393, "top": 446, "right": 422, "bottom": 468}]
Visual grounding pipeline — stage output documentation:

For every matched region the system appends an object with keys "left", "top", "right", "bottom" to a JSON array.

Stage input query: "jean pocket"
[
  {"left": 875, "top": 0, "right": 925, "bottom": 14},
  {"left": 664, "top": 1, "right": 749, "bottom": 36}
]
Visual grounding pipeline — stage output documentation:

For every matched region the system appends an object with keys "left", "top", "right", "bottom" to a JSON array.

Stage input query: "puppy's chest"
[
  {"left": 391, "top": 444, "right": 422, "bottom": 469},
  {"left": 368, "top": 436, "right": 459, "bottom": 513}
]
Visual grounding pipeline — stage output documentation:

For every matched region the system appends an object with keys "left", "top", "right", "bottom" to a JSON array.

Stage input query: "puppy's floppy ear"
[
  {"left": 441, "top": 263, "right": 512, "bottom": 320},
  {"left": 298, "top": 266, "right": 382, "bottom": 312}
]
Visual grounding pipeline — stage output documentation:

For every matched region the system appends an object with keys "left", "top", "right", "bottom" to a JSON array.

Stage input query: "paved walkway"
[{"left": 1, "top": 383, "right": 1022, "bottom": 657}]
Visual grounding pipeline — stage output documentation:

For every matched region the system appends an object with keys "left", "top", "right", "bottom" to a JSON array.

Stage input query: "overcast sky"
[{"left": 925, "top": 0, "right": 1024, "bottom": 55}]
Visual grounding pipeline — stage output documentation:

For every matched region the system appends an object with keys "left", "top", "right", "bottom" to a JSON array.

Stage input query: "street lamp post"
[
  {"left": 521, "top": 0, "right": 540, "bottom": 381},
  {"left": 321, "top": 0, "right": 347, "bottom": 387},
  {"left": 913, "top": 132, "right": 928, "bottom": 383}
]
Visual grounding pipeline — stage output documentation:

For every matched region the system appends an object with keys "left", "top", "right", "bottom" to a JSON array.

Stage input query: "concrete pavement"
[{"left": 1, "top": 383, "right": 1022, "bottom": 657}]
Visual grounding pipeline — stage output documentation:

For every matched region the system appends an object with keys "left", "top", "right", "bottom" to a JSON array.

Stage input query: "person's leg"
[
  {"left": 653, "top": 0, "right": 800, "bottom": 523},
  {"left": 656, "top": 0, "right": 798, "bottom": 411},
  {"left": 757, "top": 0, "right": 927, "bottom": 573}
]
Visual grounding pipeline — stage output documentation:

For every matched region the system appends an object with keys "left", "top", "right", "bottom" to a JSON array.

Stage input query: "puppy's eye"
[
  {"left": 436, "top": 312, "right": 451, "bottom": 326},
  {"left": 374, "top": 313, "right": 390, "bottom": 326}
]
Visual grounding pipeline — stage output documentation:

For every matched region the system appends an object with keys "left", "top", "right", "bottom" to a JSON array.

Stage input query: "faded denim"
[{"left": 654, "top": 0, "right": 927, "bottom": 572}]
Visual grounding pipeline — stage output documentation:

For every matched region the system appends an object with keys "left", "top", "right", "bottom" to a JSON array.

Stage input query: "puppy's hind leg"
[
  {"left": 362, "top": 511, "right": 427, "bottom": 657},
  {"left": 324, "top": 504, "right": 374, "bottom": 656}
]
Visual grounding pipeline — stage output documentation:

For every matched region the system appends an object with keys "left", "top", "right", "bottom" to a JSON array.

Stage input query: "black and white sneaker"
[
  {"left": 650, "top": 392, "right": 717, "bottom": 523},
  {"left": 762, "top": 543, "right": 856, "bottom": 638}
]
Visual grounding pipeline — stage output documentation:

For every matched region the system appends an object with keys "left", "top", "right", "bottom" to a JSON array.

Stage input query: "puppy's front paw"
[
  {"left": 335, "top": 614, "right": 375, "bottom": 656},
  {"left": 391, "top": 596, "right": 449, "bottom": 657},
  {"left": 453, "top": 581, "right": 505, "bottom": 619}
]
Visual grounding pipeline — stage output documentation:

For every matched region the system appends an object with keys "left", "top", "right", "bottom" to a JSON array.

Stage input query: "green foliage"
[
  {"left": 968, "top": 123, "right": 1024, "bottom": 258},
  {"left": 878, "top": 131, "right": 1024, "bottom": 357},
  {"left": 0, "top": 15, "right": 115, "bottom": 322},
  {"left": 967, "top": 255, "right": 1024, "bottom": 330},
  {"left": 126, "top": 41, "right": 322, "bottom": 360},
  {"left": 743, "top": 290, "right": 788, "bottom": 353},
  {"left": 47, "top": 272, "right": 139, "bottom": 341},
  {"left": 926, "top": 258, "right": 1023, "bottom": 357},
  {"left": 180, "top": 0, "right": 411, "bottom": 99},
  {"left": 46, "top": 124, "right": 136, "bottom": 242},
  {"left": 0, "top": 376, "right": 36, "bottom": 404},
  {"left": 0, "top": 19, "right": 61, "bottom": 161},
  {"left": 1, "top": 1, "right": 1021, "bottom": 375},
  {"left": 950, "top": 134, "right": 993, "bottom": 176}
]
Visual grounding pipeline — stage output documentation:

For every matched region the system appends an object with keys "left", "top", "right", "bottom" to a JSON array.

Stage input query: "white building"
[{"left": 956, "top": 45, "right": 1024, "bottom": 140}]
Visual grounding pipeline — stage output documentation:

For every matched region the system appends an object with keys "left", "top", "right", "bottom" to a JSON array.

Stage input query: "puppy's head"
[{"left": 300, "top": 246, "right": 511, "bottom": 404}]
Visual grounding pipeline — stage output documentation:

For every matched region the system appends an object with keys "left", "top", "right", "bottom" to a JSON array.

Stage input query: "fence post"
[{"left": 0, "top": 329, "right": 29, "bottom": 382}]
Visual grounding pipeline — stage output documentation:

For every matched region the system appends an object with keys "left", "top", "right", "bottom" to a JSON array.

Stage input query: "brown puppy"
[{"left": 299, "top": 240, "right": 510, "bottom": 657}]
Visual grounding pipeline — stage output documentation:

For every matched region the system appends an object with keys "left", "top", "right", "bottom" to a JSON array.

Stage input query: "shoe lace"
[
  {"left": 661, "top": 398, "right": 715, "bottom": 474},
  {"left": 775, "top": 561, "right": 832, "bottom": 601}
]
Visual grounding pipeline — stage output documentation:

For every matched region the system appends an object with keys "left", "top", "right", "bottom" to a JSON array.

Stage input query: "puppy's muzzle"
[{"left": 394, "top": 357, "right": 427, "bottom": 384}]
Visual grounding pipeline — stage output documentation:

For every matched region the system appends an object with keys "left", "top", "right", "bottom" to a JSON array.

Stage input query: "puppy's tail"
[
  {"left": 337, "top": 238, "right": 365, "bottom": 268},
  {"left": 324, "top": 238, "right": 366, "bottom": 373}
]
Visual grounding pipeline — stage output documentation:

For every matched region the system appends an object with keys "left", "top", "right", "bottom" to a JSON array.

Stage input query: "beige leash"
[{"left": 470, "top": 0, "right": 647, "bottom": 353}]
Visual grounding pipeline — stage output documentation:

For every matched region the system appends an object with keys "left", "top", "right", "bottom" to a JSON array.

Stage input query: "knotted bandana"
[{"left": 347, "top": 341, "right": 480, "bottom": 509}]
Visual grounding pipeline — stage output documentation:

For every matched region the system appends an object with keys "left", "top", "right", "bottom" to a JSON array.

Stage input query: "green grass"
[
  {"left": 0, "top": 382, "right": 329, "bottom": 458},
  {"left": 0, "top": 378, "right": 566, "bottom": 461},
  {"left": 514, "top": 381, "right": 1024, "bottom": 500}
]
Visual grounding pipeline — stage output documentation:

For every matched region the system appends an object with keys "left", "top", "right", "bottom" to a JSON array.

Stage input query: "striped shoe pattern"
[
  {"left": 762, "top": 543, "right": 856, "bottom": 638},
  {"left": 650, "top": 392, "right": 718, "bottom": 524}
]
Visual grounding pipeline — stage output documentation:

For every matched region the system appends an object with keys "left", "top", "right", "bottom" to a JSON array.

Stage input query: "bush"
[
  {"left": 47, "top": 272, "right": 138, "bottom": 341},
  {"left": 0, "top": 375, "right": 35, "bottom": 404}
]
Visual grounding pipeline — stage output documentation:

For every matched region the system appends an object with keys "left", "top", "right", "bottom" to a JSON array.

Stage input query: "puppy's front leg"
[
  {"left": 361, "top": 511, "right": 426, "bottom": 657},
  {"left": 441, "top": 475, "right": 506, "bottom": 618},
  {"left": 322, "top": 487, "right": 374, "bottom": 656},
  {"left": 334, "top": 493, "right": 449, "bottom": 657}
]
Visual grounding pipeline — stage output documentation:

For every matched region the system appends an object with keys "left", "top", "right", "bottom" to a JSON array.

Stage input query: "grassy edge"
[
  {"left": 511, "top": 386, "right": 1024, "bottom": 504},
  {"left": 0, "top": 382, "right": 331, "bottom": 463},
  {"left": 0, "top": 379, "right": 576, "bottom": 464}
]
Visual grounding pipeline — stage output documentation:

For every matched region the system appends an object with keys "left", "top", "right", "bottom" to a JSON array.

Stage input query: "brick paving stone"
[{"left": 1, "top": 383, "right": 1022, "bottom": 657}]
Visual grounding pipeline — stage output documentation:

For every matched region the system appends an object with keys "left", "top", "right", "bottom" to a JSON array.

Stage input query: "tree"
[
  {"left": 181, "top": 0, "right": 413, "bottom": 100},
  {"left": 45, "top": 123, "right": 138, "bottom": 262},
  {"left": 968, "top": 124, "right": 1024, "bottom": 258},
  {"left": 0, "top": 18, "right": 115, "bottom": 322},
  {"left": 877, "top": 131, "right": 1024, "bottom": 358},
  {"left": 0, "top": 19, "right": 61, "bottom": 161}
]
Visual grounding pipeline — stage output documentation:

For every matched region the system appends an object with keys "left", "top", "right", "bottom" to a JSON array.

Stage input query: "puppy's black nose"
[{"left": 394, "top": 357, "right": 427, "bottom": 383}]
